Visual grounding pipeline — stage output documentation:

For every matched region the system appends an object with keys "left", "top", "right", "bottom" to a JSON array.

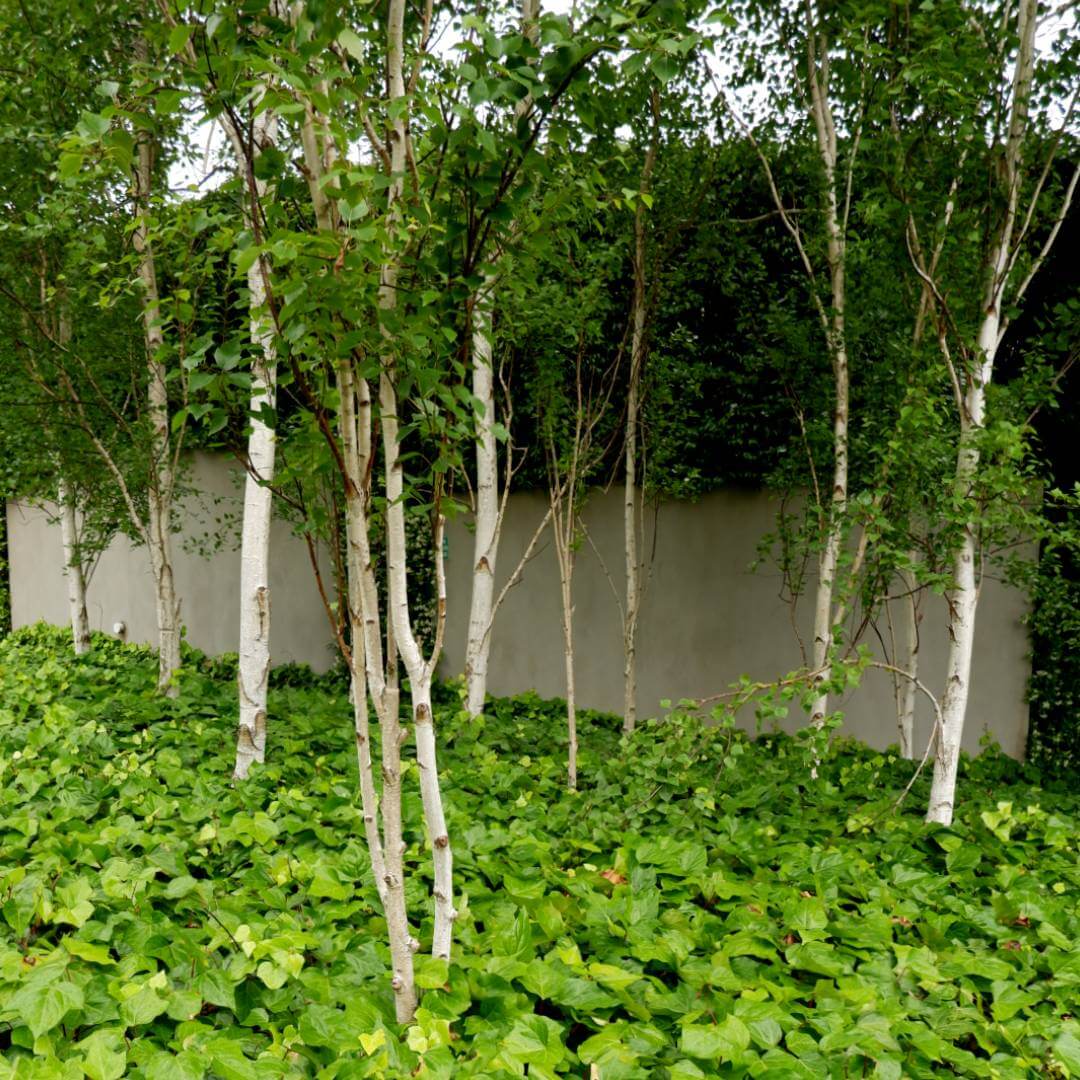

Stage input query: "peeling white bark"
[
  {"left": 805, "top": 17, "right": 850, "bottom": 729},
  {"left": 894, "top": 564, "right": 920, "bottom": 760},
  {"left": 926, "top": 0, "right": 1039, "bottom": 826},
  {"left": 224, "top": 84, "right": 281, "bottom": 781},
  {"left": 464, "top": 283, "right": 498, "bottom": 718},
  {"left": 463, "top": 0, "right": 541, "bottom": 718},
  {"left": 57, "top": 478, "right": 90, "bottom": 656},
  {"left": 131, "top": 98, "right": 181, "bottom": 697}
]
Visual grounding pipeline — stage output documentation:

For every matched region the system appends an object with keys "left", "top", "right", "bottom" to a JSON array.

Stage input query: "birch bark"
[
  {"left": 926, "top": 0, "right": 1038, "bottom": 825},
  {"left": 223, "top": 85, "right": 281, "bottom": 780},
  {"left": 381, "top": 0, "right": 455, "bottom": 969},
  {"left": 57, "top": 477, "right": 91, "bottom": 656},
  {"left": 805, "top": 19, "right": 850, "bottom": 729},
  {"left": 131, "top": 93, "right": 181, "bottom": 697},
  {"left": 463, "top": 0, "right": 541, "bottom": 718},
  {"left": 292, "top": 43, "right": 420, "bottom": 1020},
  {"left": 464, "top": 285, "right": 498, "bottom": 717},
  {"left": 894, "top": 565, "right": 920, "bottom": 759}
]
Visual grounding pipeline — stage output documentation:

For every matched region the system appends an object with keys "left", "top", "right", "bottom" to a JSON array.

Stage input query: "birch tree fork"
[{"left": 376, "top": 0, "right": 455, "bottom": 967}]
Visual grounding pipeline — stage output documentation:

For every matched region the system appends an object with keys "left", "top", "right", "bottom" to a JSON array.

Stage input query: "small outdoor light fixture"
[{"left": 112, "top": 621, "right": 127, "bottom": 641}]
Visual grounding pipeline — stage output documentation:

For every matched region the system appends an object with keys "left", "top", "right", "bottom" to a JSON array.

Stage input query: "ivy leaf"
[
  {"left": 77, "top": 1028, "right": 127, "bottom": 1080},
  {"left": 64, "top": 939, "right": 115, "bottom": 965},
  {"left": 11, "top": 979, "right": 84, "bottom": 1037},
  {"left": 680, "top": 1016, "right": 752, "bottom": 1062},
  {"left": 1055, "top": 1028, "right": 1080, "bottom": 1076},
  {"left": 119, "top": 985, "right": 169, "bottom": 1027}
]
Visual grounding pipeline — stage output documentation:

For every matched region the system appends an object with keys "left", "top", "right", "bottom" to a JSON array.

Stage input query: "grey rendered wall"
[
  {"left": 7, "top": 453, "right": 1031, "bottom": 757},
  {"left": 440, "top": 489, "right": 1032, "bottom": 758},
  {"left": 7, "top": 452, "right": 337, "bottom": 672}
]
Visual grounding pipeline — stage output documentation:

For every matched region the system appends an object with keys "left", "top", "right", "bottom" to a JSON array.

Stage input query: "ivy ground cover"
[{"left": 0, "top": 626, "right": 1078, "bottom": 1079}]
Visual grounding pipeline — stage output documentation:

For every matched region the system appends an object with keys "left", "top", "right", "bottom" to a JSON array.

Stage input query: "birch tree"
[
  {"left": 209, "top": 12, "right": 285, "bottom": 780},
  {"left": 886, "top": 0, "right": 1078, "bottom": 824},
  {"left": 621, "top": 88, "right": 659, "bottom": 734},
  {"left": 462, "top": 0, "right": 542, "bottom": 720},
  {"left": 723, "top": 0, "right": 873, "bottom": 729},
  {"left": 131, "top": 98, "right": 182, "bottom": 696}
]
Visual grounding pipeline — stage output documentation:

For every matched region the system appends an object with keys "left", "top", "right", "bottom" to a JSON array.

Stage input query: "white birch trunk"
[
  {"left": 926, "top": 0, "right": 1036, "bottom": 825},
  {"left": 377, "top": 0, "right": 455, "bottom": 1007},
  {"left": 292, "top": 46, "right": 420, "bottom": 1019},
  {"left": 379, "top": 380, "right": 455, "bottom": 964},
  {"left": 228, "top": 96, "right": 280, "bottom": 781},
  {"left": 549, "top": 471, "right": 579, "bottom": 790},
  {"left": 559, "top": 548, "right": 578, "bottom": 790},
  {"left": 57, "top": 478, "right": 91, "bottom": 656},
  {"left": 464, "top": 284, "right": 498, "bottom": 718},
  {"left": 806, "top": 22, "right": 849, "bottom": 727},
  {"left": 926, "top": 322, "right": 995, "bottom": 824},
  {"left": 895, "top": 564, "right": 920, "bottom": 759},
  {"left": 131, "top": 107, "right": 181, "bottom": 697},
  {"left": 463, "top": 0, "right": 540, "bottom": 717}
]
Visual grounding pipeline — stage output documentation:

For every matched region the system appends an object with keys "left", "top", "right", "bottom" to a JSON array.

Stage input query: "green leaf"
[
  {"left": 196, "top": 969, "right": 236, "bottom": 1012},
  {"left": 168, "top": 24, "right": 194, "bottom": 54},
  {"left": 1055, "top": 1028, "right": 1080, "bottom": 1077},
  {"left": 64, "top": 939, "right": 115, "bottom": 965},
  {"left": 10, "top": 979, "right": 84, "bottom": 1038},
  {"left": 308, "top": 863, "right": 352, "bottom": 900},
  {"left": 414, "top": 956, "right": 449, "bottom": 990},
  {"left": 338, "top": 28, "right": 365, "bottom": 61},
  {"left": 78, "top": 111, "right": 111, "bottom": 139},
  {"left": 164, "top": 874, "right": 198, "bottom": 899},
  {"left": 77, "top": 1028, "right": 127, "bottom": 1080},
  {"left": 236, "top": 246, "right": 261, "bottom": 277},
  {"left": 58, "top": 152, "right": 83, "bottom": 180},
  {"left": 680, "top": 1016, "right": 751, "bottom": 1061},
  {"left": 119, "top": 985, "right": 169, "bottom": 1027},
  {"left": 142, "top": 1049, "right": 207, "bottom": 1080}
]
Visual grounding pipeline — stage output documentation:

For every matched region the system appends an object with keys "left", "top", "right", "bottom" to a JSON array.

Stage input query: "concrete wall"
[
  {"left": 7, "top": 452, "right": 338, "bottom": 672},
  {"left": 440, "top": 489, "right": 1032, "bottom": 758},
  {"left": 7, "top": 453, "right": 1032, "bottom": 757}
]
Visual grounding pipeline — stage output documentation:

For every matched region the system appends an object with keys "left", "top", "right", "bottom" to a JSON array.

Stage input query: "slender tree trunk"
[
  {"left": 558, "top": 544, "right": 578, "bottom": 790},
  {"left": 131, "top": 64, "right": 180, "bottom": 697},
  {"left": 464, "top": 284, "right": 498, "bottom": 718},
  {"left": 412, "top": 675, "right": 454, "bottom": 960},
  {"left": 146, "top": 510, "right": 181, "bottom": 694},
  {"left": 622, "top": 367, "right": 641, "bottom": 734},
  {"left": 57, "top": 478, "right": 91, "bottom": 655},
  {"left": 380, "top": 380, "right": 455, "bottom": 964},
  {"left": 927, "top": 323, "right": 995, "bottom": 824},
  {"left": 926, "top": 0, "right": 1036, "bottom": 825},
  {"left": 292, "top": 41, "right": 421, "bottom": 1020},
  {"left": 894, "top": 564, "right": 920, "bottom": 759},
  {"left": 230, "top": 98, "right": 280, "bottom": 780},
  {"left": 622, "top": 93, "right": 658, "bottom": 734},
  {"left": 806, "top": 23, "right": 850, "bottom": 726},
  {"left": 378, "top": 0, "right": 454, "bottom": 1007},
  {"left": 463, "top": 0, "right": 541, "bottom": 717},
  {"left": 550, "top": 478, "right": 579, "bottom": 790}
]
